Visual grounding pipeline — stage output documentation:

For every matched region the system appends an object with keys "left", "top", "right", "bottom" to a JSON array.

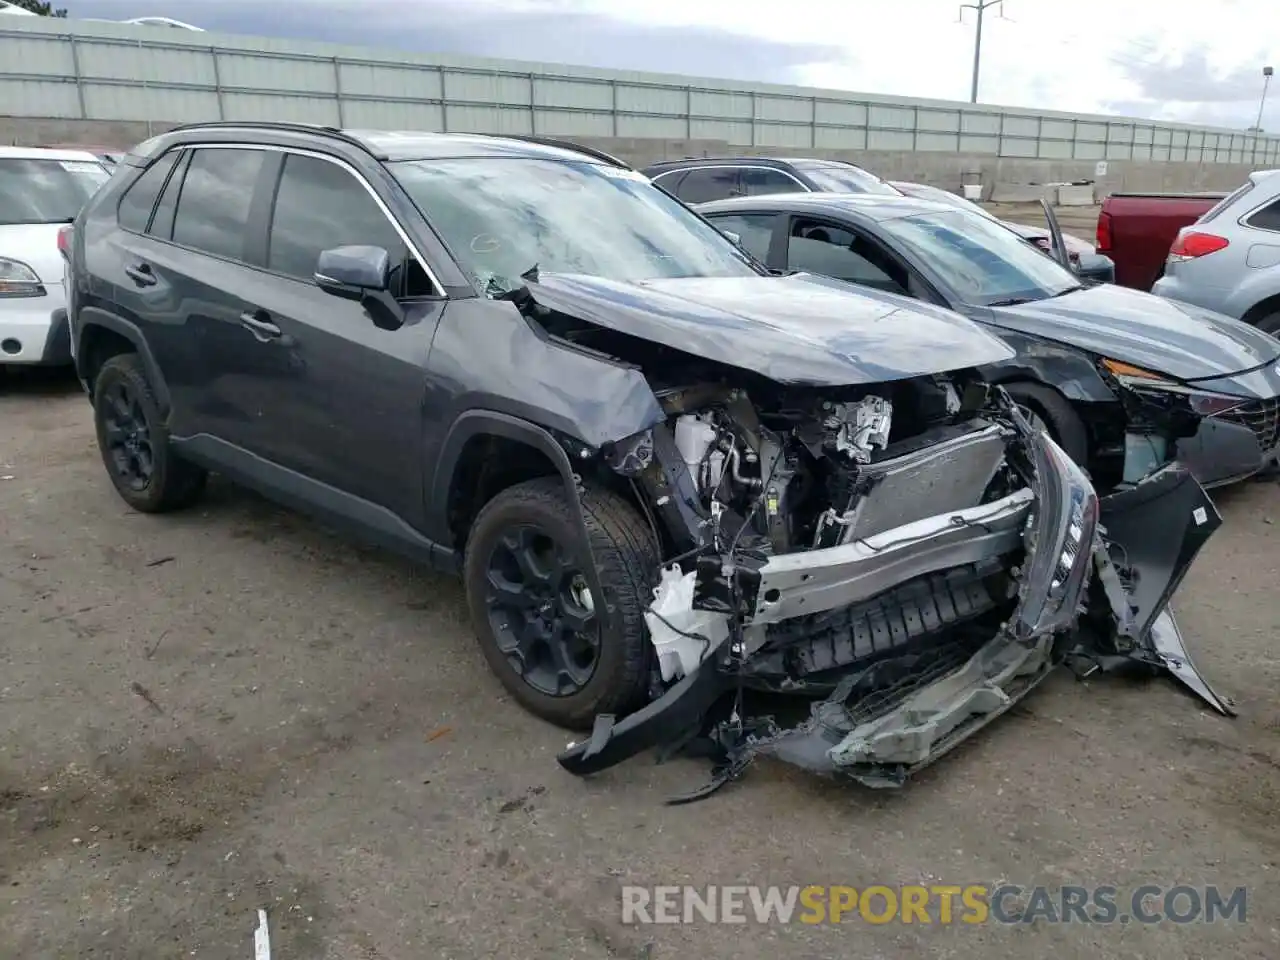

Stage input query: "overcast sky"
[{"left": 60, "top": 0, "right": 1278, "bottom": 129}]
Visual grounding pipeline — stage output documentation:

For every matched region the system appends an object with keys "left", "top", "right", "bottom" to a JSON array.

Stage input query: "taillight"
[
  {"left": 1169, "top": 231, "right": 1229, "bottom": 261},
  {"left": 1095, "top": 211, "right": 1112, "bottom": 254},
  {"left": 57, "top": 225, "right": 73, "bottom": 261}
]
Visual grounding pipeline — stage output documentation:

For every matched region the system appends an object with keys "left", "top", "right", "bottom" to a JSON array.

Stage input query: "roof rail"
[
  {"left": 160, "top": 121, "right": 383, "bottom": 158},
  {"left": 503, "top": 135, "right": 631, "bottom": 169}
]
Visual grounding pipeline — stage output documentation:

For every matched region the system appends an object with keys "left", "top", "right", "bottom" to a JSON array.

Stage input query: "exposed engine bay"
[{"left": 557, "top": 359, "right": 1232, "bottom": 799}]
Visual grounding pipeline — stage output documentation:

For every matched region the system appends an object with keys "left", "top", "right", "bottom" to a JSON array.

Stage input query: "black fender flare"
[
  {"left": 427, "top": 408, "right": 587, "bottom": 548},
  {"left": 76, "top": 308, "right": 173, "bottom": 415}
]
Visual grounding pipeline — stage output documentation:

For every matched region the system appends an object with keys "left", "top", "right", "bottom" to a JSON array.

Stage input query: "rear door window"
[
  {"left": 148, "top": 150, "right": 191, "bottom": 241},
  {"left": 650, "top": 169, "right": 688, "bottom": 198},
  {"left": 742, "top": 168, "right": 805, "bottom": 196},
  {"left": 171, "top": 147, "right": 267, "bottom": 262},
  {"left": 117, "top": 151, "right": 179, "bottom": 233},
  {"left": 676, "top": 167, "right": 743, "bottom": 204}
]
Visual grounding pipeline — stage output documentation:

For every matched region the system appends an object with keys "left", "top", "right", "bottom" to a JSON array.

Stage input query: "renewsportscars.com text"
[{"left": 620, "top": 884, "right": 1248, "bottom": 926}]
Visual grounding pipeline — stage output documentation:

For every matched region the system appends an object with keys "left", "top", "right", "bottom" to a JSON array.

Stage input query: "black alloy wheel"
[
  {"left": 99, "top": 378, "right": 154, "bottom": 492},
  {"left": 483, "top": 523, "right": 601, "bottom": 697}
]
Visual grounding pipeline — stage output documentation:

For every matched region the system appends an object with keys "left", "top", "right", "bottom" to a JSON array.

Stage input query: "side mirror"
[
  {"left": 720, "top": 229, "right": 743, "bottom": 246},
  {"left": 315, "top": 245, "right": 390, "bottom": 294},
  {"left": 314, "top": 245, "right": 403, "bottom": 331}
]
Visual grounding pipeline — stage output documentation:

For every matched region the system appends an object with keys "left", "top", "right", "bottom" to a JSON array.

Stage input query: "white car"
[{"left": 0, "top": 146, "right": 113, "bottom": 367}]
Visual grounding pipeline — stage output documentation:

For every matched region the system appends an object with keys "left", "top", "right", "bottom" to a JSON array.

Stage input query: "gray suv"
[{"left": 62, "top": 122, "right": 1228, "bottom": 792}]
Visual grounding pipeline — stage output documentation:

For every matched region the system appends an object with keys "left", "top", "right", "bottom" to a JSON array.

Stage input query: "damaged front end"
[{"left": 558, "top": 377, "right": 1230, "bottom": 793}]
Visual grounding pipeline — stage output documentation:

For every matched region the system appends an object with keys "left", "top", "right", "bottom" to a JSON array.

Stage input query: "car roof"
[
  {"left": 0, "top": 145, "right": 105, "bottom": 162},
  {"left": 132, "top": 122, "right": 630, "bottom": 167},
  {"left": 696, "top": 192, "right": 958, "bottom": 222}
]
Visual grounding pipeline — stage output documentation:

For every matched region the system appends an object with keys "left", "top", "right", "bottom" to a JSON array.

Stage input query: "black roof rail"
[
  {"left": 159, "top": 121, "right": 384, "bottom": 158},
  {"left": 502, "top": 135, "right": 631, "bottom": 169}
]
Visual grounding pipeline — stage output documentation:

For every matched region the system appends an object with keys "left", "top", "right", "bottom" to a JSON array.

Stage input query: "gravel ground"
[{"left": 2, "top": 368, "right": 1278, "bottom": 960}]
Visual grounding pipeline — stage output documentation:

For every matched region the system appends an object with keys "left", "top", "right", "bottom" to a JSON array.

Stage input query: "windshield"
[
  {"left": 795, "top": 163, "right": 901, "bottom": 196},
  {"left": 880, "top": 209, "right": 1081, "bottom": 306},
  {"left": 0, "top": 157, "right": 111, "bottom": 225},
  {"left": 389, "top": 157, "right": 761, "bottom": 294}
]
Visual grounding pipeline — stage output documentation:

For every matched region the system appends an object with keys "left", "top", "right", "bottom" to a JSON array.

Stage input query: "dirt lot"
[{"left": 2, "top": 369, "right": 1278, "bottom": 960}]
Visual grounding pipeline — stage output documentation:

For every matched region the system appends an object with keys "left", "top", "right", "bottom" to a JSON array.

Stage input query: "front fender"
[{"left": 978, "top": 327, "right": 1119, "bottom": 404}]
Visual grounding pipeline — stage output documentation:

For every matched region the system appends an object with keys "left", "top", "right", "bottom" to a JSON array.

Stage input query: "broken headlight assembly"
[{"left": 1099, "top": 357, "right": 1247, "bottom": 417}]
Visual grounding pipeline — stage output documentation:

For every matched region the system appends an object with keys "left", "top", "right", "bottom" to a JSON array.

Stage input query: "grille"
[{"left": 1219, "top": 398, "right": 1280, "bottom": 454}]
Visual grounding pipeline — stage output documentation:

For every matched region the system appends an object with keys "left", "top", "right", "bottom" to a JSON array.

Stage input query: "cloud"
[
  {"left": 56, "top": 0, "right": 1280, "bottom": 131},
  {"left": 64, "top": 0, "right": 848, "bottom": 86}
]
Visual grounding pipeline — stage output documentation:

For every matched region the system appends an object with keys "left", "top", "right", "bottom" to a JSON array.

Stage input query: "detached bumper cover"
[{"left": 559, "top": 429, "right": 1228, "bottom": 786}]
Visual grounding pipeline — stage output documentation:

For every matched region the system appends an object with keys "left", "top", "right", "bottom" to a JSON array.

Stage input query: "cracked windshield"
[{"left": 390, "top": 156, "right": 759, "bottom": 294}]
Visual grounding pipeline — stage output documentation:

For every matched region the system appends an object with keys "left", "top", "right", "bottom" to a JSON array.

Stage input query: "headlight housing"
[
  {"left": 1099, "top": 358, "right": 1245, "bottom": 417},
  {"left": 0, "top": 258, "right": 45, "bottom": 299}
]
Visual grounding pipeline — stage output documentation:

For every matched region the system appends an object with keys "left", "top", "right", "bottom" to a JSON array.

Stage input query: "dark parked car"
[
  {"left": 63, "top": 123, "right": 1228, "bottom": 792},
  {"left": 642, "top": 156, "right": 900, "bottom": 203},
  {"left": 697, "top": 193, "right": 1280, "bottom": 491}
]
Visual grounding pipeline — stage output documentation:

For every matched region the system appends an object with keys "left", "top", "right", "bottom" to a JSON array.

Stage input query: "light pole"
[
  {"left": 1257, "top": 66, "right": 1273, "bottom": 132},
  {"left": 959, "top": 0, "right": 1004, "bottom": 104}
]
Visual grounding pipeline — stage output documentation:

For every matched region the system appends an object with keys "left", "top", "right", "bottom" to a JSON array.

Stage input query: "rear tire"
[
  {"left": 92, "top": 353, "right": 207, "bottom": 513},
  {"left": 1003, "top": 381, "right": 1091, "bottom": 467},
  {"left": 463, "top": 477, "right": 660, "bottom": 730}
]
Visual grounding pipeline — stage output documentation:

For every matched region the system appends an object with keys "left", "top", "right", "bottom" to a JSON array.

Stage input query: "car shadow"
[{"left": 0, "top": 365, "right": 82, "bottom": 397}]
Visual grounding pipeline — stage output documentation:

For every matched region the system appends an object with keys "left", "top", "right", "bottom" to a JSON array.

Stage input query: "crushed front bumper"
[{"left": 558, "top": 420, "right": 1227, "bottom": 787}]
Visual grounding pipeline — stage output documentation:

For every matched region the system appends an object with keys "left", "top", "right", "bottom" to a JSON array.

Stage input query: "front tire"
[
  {"left": 1250, "top": 311, "right": 1280, "bottom": 336},
  {"left": 1003, "top": 381, "right": 1090, "bottom": 467},
  {"left": 463, "top": 477, "right": 660, "bottom": 731},
  {"left": 92, "top": 353, "right": 207, "bottom": 513}
]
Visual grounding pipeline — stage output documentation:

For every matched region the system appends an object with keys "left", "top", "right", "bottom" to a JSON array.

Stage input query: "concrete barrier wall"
[
  {"left": 0, "top": 17, "right": 1271, "bottom": 196},
  {"left": 1, "top": 116, "right": 1256, "bottom": 197}
]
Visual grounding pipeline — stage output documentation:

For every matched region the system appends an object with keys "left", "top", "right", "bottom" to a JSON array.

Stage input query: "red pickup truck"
[{"left": 1095, "top": 191, "right": 1229, "bottom": 290}]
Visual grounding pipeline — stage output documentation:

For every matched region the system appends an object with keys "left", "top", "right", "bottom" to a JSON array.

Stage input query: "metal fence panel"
[{"left": 1, "top": 17, "right": 1277, "bottom": 162}]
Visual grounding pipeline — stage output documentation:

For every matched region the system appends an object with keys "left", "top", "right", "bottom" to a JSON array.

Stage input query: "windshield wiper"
[{"left": 987, "top": 296, "right": 1036, "bottom": 307}]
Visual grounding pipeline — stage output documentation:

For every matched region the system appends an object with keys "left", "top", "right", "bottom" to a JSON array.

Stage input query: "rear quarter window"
[
  {"left": 1244, "top": 198, "right": 1280, "bottom": 232},
  {"left": 117, "top": 151, "right": 179, "bottom": 233}
]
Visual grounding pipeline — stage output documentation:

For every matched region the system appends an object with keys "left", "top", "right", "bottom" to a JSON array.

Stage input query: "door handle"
[
  {"left": 239, "top": 310, "right": 282, "bottom": 341},
  {"left": 124, "top": 262, "right": 156, "bottom": 287}
]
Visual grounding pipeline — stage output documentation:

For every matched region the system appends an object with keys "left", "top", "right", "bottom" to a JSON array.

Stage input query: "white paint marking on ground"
[{"left": 253, "top": 908, "right": 271, "bottom": 960}]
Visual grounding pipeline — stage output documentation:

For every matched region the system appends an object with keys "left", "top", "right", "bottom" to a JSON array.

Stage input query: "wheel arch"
[
  {"left": 1240, "top": 292, "right": 1280, "bottom": 329},
  {"left": 432, "top": 410, "right": 588, "bottom": 554},
  {"left": 76, "top": 310, "right": 171, "bottom": 415}
]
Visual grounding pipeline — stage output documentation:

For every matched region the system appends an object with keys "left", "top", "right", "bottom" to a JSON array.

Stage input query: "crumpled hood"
[
  {"left": 526, "top": 271, "right": 1014, "bottom": 386},
  {"left": 0, "top": 222, "right": 65, "bottom": 283},
  {"left": 986, "top": 282, "right": 1280, "bottom": 382}
]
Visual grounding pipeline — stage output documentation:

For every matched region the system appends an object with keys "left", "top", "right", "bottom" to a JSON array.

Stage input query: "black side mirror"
[{"left": 315, "top": 245, "right": 404, "bottom": 330}]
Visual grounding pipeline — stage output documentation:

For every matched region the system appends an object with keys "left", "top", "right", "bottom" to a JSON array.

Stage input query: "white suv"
[
  {"left": 0, "top": 146, "right": 112, "bottom": 367},
  {"left": 1153, "top": 169, "right": 1280, "bottom": 335}
]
